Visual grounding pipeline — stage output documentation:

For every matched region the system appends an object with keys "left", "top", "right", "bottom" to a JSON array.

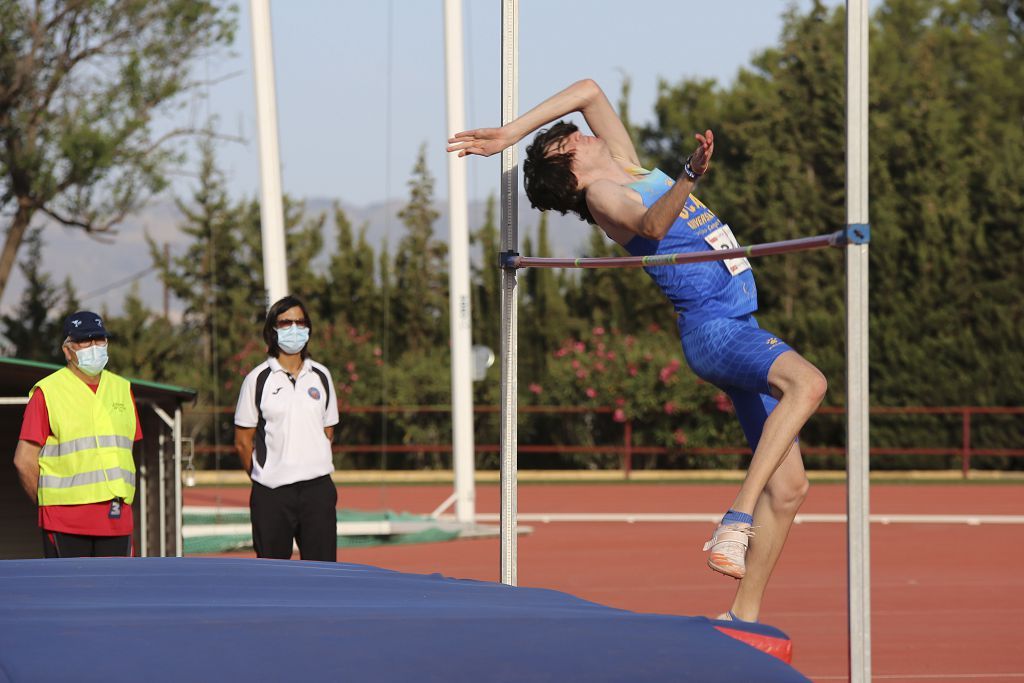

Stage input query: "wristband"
[{"left": 683, "top": 154, "right": 703, "bottom": 181}]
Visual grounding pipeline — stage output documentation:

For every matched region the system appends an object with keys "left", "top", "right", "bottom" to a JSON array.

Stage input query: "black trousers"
[
  {"left": 42, "top": 530, "right": 133, "bottom": 558},
  {"left": 250, "top": 474, "right": 338, "bottom": 561}
]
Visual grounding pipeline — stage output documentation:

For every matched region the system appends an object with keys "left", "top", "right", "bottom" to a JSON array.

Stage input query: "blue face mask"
[
  {"left": 74, "top": 344, "right": 109, "bottom": 376},
  {"left": 276, "top": 325, "right": 310, "bottom": 355}
]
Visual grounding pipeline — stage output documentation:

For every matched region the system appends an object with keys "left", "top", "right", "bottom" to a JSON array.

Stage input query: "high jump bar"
[{"left": 503, "top": 226, "right": 869, "bottom": 270}]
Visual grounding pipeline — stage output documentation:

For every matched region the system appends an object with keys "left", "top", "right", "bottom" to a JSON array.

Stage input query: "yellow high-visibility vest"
[{"left": 32, "top": 367, "right": 137, "bottom": 506}]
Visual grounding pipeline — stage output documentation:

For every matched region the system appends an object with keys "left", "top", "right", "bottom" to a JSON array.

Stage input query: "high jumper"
[{"left": 448, "top": 78, "right": 827, "bottom": 623}]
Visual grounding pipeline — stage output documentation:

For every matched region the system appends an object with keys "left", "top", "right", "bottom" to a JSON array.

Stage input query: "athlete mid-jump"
[{"left": 448, "top": 79, "right": 826, "bottom": 623}]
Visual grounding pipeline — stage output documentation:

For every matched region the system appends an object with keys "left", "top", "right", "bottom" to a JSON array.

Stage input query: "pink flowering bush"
[
  {"left": 523, "top": 324, "right": 740, "bottom": 467},
  {"left": 315, "top": 321, "right": 385, "bottom": 410}
]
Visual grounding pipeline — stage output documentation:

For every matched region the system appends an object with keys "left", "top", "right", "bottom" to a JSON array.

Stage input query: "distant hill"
[{"left": 1, "top": 195, "right": 599, "bottom": 317}]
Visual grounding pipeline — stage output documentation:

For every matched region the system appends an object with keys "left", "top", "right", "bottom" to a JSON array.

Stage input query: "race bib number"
[{"left": 704, "top": 224, "right": 751, "bottom": 276}]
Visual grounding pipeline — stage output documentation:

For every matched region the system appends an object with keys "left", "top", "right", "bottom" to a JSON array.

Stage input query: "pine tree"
[
  {"left": 864, "top": 0, "right": 1024, "bottom": 466},
  {"left": 377, "top": 239, "right": 394, "bottom": 366},
  {"left": 1, "top": 228, "right": 74, "bottom": 363},
  {"left": 105, "top": 286, "right": 189, "bottom": 384},
  {"left": 148, "top": 145, "right": 264, "bottom": 460},
  {"left": 520, "top": 213, "right": 571, "bottom": 383},
  {"left": 281, "top": 197, "right": 326, "bottom": 303},
  {"left": 470, "top": 194, "right": 501, "bottom": 355},
  {"left": 321, "top": 203, "right": 379, "bottom": 331},
  {"left": 391, "top": 145, "right": 449, "bottom": 354},
  {"left": 633, "top": 0, "right": 1024, "bottom": 466},
  {"left": 151, "top": 145, "right": 263, "bottom": 395}
]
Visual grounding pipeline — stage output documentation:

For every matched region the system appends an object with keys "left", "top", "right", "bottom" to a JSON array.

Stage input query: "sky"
[
  {"left": 4, "top": 0, "right": 868, "bottom": 318},
  {"left": 182, "top": 0, "right": 854, "bottom": 206}
]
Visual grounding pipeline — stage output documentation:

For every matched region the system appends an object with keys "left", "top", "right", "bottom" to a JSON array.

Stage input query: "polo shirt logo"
[{"left": 308, "top": 387, "right": 321, "bottom": 400}]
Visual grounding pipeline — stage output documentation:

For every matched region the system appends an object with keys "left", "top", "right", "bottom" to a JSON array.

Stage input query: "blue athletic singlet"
[
  {"left": 625, "top": 168, "right": 758, "bottom": 334},
  {"left": 626, "top": 168, "right": 793, "bottom": 452}
]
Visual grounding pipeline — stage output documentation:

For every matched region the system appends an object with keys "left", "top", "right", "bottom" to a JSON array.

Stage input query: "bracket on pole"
[
  {"left": 845, "top": 223, "right": 871, "bottom": 245},
  {"left": 499, "top": 250, "right": 520, "bottom": 269}
]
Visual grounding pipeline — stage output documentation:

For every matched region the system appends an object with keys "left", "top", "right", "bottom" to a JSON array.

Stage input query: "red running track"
[{"left": 186, "top": 482, "right": 1024, "bottom": 682}]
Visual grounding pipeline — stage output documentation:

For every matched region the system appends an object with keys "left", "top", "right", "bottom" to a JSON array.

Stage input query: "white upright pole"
[
  {"left": 174, "top": 407, "right": 183, "bottom": 557},
  {"left": 138, "top": 457, "right": 147, "bottom": 557},
  {"left": 846, "top": 0, "right": 872, "bottom": 680},
  {"left": 250, "top": 0, "right": 289, "bottom": 305},
  {"left": 158, "top": 431, "right": 166, "bottom": 557},
  {"left": 499, "top": 0, "right": 519, "bottom": 586},
  {"left": 443, "top": 0, "right": 476, "bottom": 525}
]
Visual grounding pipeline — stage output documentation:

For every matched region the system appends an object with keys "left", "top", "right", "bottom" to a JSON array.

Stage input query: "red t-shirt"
[{"left": 19, "top": 383, "right": 143, "bottom": 536}]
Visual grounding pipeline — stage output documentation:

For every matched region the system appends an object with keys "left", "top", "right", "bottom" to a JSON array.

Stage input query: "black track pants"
[
  {"left": 250, "top": 474, "right": 338, "bottom": 561},
  {"left": 42, "top": 530, "right": 133, "bottom": 558}
]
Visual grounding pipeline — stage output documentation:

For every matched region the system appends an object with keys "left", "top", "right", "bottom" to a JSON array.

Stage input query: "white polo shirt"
[{"left": 234, "top": 357, "right": 339, "bottom": 489}]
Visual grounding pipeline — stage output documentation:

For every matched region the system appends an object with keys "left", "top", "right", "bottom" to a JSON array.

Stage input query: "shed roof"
[{"left": 0, "top": 357, "right": 197, "bottom": 405}]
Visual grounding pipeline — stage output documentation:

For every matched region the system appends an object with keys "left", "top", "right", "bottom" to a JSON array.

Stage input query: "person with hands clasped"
[
  {"left": 448, "top": 79, "right": 827, "bottom": 624},
  {"left": 13, "top": 311, "right": 142, "bottom": 558},
  {"left": 234, "top": 296, "right": 340, "bottom": 561}
]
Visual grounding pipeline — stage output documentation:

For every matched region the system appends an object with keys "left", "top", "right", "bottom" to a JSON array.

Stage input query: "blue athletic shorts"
[{"left": 679, "top": 314, "right": 792, "bottom": 452}]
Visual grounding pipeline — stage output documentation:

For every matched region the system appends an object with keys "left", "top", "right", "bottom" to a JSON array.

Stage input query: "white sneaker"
[{"left": 702, "top": 522, "right": 755, "bottom": 579}]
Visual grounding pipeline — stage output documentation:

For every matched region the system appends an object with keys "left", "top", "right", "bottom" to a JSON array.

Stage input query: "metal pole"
[
  {"left": 174, "top": 407, "right": 183, "bottom": 557},
  {"left": 623, "top": 420, "right": 633, "bottom": 481},
  {"left": 163, "top": 243, "right": 170, "bottom": 319},
  {"left": 152, "top": 405, "right": 178, "bottom": 557},
  {"left": 499, "top": 0, "right": 519, "bottom": 586},
  {"left": 846, "top": 1, "right": 872, "bottom": 680},
  {"left": 158, "top": 430, "right": 166, "bottom": 557},
  {"left": 961, "top": 411, "right": 971, "bottom": 479},
  {"left": 139, "top": 458, "right": 147, "bottom": 557},
  {"left": 443, "top": 0, "right": 476, "bottom": 526},
  {"left": 249, "top": 0, "right": 289, "bottom": 305}
]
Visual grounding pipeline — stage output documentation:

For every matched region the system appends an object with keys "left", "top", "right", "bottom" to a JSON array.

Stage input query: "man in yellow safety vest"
[{"left": 13, "top": 311, "right": 143, "bottom": 557}]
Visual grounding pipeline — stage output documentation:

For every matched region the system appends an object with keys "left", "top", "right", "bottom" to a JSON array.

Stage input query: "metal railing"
[{"left": 186, "top": 404, "right": 1024, "bottom": 479}]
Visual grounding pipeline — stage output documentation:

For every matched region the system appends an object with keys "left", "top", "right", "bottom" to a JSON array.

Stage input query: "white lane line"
[
  {"left": 466, "top": 512, "right": 1024, "bottom": 525},
  {"left": 185, "top": 506, "right": 1024, "bottom": 526}
]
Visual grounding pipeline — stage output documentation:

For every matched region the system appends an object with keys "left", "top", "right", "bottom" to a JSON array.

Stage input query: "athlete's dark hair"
[
  {"left": 523, "top": 121, "right": 595, "bottom": 224},
  {"left": 263, "top": 295, "right": 312, "bottom": 359}
]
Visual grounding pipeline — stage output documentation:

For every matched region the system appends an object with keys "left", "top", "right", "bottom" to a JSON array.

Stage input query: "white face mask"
[
  {"left": 276, "top": 325, "right": 310, "bottom": 355},
  {"left": 74, "top": 344, "right": 109, "bottom": 376}
]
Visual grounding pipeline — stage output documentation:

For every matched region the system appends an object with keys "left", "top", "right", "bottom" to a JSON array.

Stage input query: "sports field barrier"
[{"left": 185, "top": 405, "right": 1023, "bottom": 480}]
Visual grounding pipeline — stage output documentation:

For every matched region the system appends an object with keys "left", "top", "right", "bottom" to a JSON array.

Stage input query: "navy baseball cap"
[{"left": 63, "top": 311, "right": 109, "bottom": 342}]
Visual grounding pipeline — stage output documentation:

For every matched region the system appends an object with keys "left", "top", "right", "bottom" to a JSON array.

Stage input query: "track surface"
[{"left": 186, "top": 482, "right": 1024, "bottom": 682}]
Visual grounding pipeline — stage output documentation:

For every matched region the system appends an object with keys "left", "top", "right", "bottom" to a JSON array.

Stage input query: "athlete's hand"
[
  {"left": 690, "top": 129, "right": 714, "bottom": 175},
  {"left": 447, "top": 127, "right": 513, "bottom": 158}
]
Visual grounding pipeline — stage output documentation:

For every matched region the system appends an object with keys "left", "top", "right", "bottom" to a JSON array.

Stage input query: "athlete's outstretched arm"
[{"left": 447, "top": 79, "right": 639, "bottom": 165}]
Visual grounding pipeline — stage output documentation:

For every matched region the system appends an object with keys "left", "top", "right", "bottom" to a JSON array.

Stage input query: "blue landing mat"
[{"left": 0, "top": 558, "right": 808, "bottom": 682}]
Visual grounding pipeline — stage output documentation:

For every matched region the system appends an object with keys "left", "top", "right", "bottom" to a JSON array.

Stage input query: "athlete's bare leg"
[
  {"left": 706, "top": 350, "right": 824, "bottom": 587},
  {"left": 731, "top": 351, "right": 825, "bottom": 514},
  {"left": 723, "top": 441, "right": 808, "bottom": 621}
]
